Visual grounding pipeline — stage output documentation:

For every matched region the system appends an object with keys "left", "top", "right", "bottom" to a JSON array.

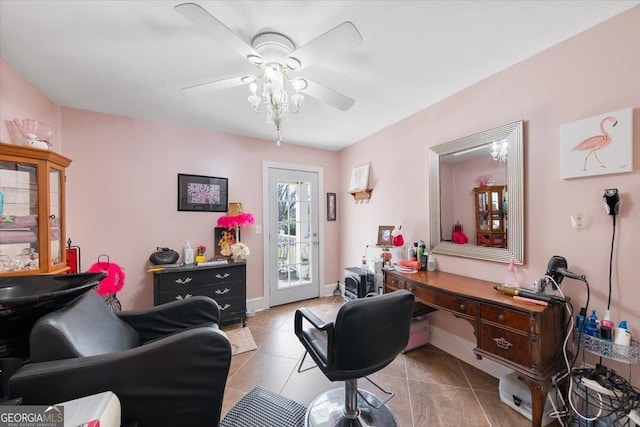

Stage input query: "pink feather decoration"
[
  {"left": 217, "top": 212, "right": 255, "bottom": 230},
  {"left": 87, "top": 262, "right": 126, "bottom": 295}
]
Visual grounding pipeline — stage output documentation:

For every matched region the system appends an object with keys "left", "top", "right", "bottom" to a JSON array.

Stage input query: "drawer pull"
[
  {"left": 215, "top": 273, "right": 230, "bottom": 279},
  {"left": 175, "top": 294, "right": 192, "bottom": 300},
  {"left": 498, "top": 314, "right": 505, "bottom": 322},
  {"left": 219, "top": 303, "right": 231, "bottom": 311},
  {"left": 215, "top": 288, "right": 230, "bottom": 295},
  {"left": 493, "top": 337, "right": 513, "bottom": 350},
  {"left": 459, "top": 304, "right": 466, "bottom": 311},
  {"left": 175, "top": 277, "right": 192, "bottom": 285}
]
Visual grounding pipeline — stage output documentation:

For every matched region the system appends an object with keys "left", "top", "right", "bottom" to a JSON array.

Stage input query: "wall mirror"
[{"left": 429, "top": 120, "right": 524, "bottom": 264}]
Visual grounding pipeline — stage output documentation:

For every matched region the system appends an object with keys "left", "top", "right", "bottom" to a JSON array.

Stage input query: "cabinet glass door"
[
  {"left": 0, "top": 161, "right": 40, "bottom": 272},
  {"left": 49, "top": 167, "right": 63, "bottom": 267}
]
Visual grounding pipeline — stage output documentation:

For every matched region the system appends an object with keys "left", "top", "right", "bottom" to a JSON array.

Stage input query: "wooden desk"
[{"left": 384, "top": 269, "right": 565, "bottom": 427}]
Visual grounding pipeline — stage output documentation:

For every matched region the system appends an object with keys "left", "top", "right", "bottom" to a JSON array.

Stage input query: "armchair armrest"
[
  {"left": 116, "top": 296, "right": 221, "bottom": 342},
  {"left": 295, "top": 308, "right": 334, "bottom": 370},
  {"left": 9, "top": 326, "right": 231, "bottom": 426}
]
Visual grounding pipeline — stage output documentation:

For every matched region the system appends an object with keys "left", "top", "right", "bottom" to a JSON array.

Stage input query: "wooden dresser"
[
  {"left": 153, "top": 261, "right": 246, "bottom": 326},
  {"left": 384, "top": 269, "right": 565, "bottom": 427}
]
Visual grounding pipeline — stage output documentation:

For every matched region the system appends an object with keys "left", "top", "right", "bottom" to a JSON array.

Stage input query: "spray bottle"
[{"left": 504, "top": 259, "right": 519, "bottom": 288}]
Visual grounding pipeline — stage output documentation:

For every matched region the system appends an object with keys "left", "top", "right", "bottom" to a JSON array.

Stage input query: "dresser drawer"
[
  {"left": 410, "top": 285, "right": 476, "bottom": 317},
  {"left": 155, "top": 267, "right": 243, "bottom": 292},
  {"left": 157, "top": 281, "right": 243, "bottom": 305},
  {"left": 479, "top": 304, "right": 530, "bottom": 333},
  {"left": 478, "top": 323, "right": 531, "bottom": 367}
]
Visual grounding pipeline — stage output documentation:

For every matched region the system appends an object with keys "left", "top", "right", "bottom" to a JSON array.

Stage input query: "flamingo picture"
[{"left": 572, "top": 116, "right": 617, "bottom": 171}]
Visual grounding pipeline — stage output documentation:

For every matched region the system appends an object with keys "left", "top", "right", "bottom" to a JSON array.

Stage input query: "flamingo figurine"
[{"left": 572, "top": 116, "right": 617, "bottom": 171}]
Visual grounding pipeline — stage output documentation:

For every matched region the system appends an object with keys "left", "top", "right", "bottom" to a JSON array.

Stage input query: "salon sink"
[{"left": 0, "top": 272, "right": 106, "bottom": 359}]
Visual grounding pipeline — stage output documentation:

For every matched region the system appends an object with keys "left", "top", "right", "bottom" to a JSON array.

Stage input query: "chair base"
[{"left": 305, "top": 387, "right": 398, "bottom": 427}]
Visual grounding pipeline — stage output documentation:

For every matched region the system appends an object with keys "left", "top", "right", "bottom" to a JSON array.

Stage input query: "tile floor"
[{"left": 221, "top": 295, "right": 557, "bottom": 427}]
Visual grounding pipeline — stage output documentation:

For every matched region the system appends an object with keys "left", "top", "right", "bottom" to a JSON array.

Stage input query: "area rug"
[
  {"left": 220, "top": 386, "right": 306, "bottom": 427},
  {"left": 226, "top": 326, "right": 257, "bottom": 356}
]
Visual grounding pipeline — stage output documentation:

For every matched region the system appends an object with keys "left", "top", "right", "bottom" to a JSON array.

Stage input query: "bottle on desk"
[
  {"left": 614, "top": 320, "right": 631, "bottom": 346},
  {"left": 585, "top": 310, "right": 600, "bottom": 338}
]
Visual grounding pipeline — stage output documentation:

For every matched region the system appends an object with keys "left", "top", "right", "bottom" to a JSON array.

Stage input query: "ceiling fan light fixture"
[
  {"left": 285, "top": 56, "right": 302, "bottom": 71},
  {"left": 247, "top": 54, "right": 264, "bottom": 65}
]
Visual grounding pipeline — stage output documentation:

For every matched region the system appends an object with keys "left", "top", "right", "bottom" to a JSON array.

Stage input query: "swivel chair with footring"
[{"left": 294, "top": 290, "right": 414, "bottom": 427}]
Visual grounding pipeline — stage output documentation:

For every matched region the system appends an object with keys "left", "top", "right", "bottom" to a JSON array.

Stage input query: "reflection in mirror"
[{"left": 429, "top": 120, "right": 524, "bottom": 264}]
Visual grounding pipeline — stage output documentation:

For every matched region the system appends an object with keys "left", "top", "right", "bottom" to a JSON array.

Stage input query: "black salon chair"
[
  {"left": 7, "top": 291, "right": 232, "bottom": 427},
  {"left": 295, "top": 290, "right": 414, "bottom": 427}
]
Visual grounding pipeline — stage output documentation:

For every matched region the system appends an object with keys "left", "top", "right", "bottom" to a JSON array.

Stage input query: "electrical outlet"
[{"left": 255, "top": 224, "right": 262, "bottom": 234}]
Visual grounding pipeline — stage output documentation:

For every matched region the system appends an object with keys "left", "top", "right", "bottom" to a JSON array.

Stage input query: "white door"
[{"left": 265, "top": 164, "right": 321, "bottom": 306}]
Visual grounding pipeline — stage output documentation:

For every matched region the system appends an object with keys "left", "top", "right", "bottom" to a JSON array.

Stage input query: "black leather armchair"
[
  {"left": 295, "top": 290, "right": 414, "bottom": 427},
  {"left": 8, "top": 291, "right": 231, "bottom": 427}
]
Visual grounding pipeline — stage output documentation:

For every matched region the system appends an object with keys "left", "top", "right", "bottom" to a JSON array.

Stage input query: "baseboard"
[
  {"left": 247, "top": 282, "right": 342, "bottom": 315},
  {"left": 429, "top": 324, "right": 511, "bottom": 380}
]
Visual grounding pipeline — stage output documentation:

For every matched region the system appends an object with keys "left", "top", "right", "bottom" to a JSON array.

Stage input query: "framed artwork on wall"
[
  {"left": 327, "top": 192, "right": 337, "bottom": 221},
  {"left": 348, "top": 163, "right": 370, "bottom": 192},
  {"left": 214, "top": 227, "right": 239, "bottom": 259},
  {"left": 377, "top": 225, "right": 394, "bottom": 246},
  {"left": 178, "top": 174, "right": 228, "bottom": 212},
  {"left": 560, "top": 108, "right": 633, "bottom": 179}
]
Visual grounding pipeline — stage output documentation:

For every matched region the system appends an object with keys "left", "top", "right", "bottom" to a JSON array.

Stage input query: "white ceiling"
[{"left": 1, "top": 1, "right": 637, "bottom": 151}]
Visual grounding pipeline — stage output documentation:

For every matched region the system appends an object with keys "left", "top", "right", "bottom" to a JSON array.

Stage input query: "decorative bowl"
[{"left": 13, "top": 118, "right": 56, "bottom": 143}]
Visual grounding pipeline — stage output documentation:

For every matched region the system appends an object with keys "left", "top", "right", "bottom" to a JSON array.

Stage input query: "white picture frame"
[
  {"left": 348, "top": 163, "right": 370, "bottom": 192},
  {"left": 560, "top": 108, "right": 633, "bottom": 179}
]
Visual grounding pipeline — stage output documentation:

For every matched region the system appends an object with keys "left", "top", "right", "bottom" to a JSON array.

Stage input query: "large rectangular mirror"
[{"left": 429, "top": 120, "right": 524, "bottom": 264}]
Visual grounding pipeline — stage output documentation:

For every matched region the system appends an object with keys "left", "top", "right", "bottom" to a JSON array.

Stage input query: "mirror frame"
[{"left": 429, "top": 120, "right": 524, "bottom": 264}]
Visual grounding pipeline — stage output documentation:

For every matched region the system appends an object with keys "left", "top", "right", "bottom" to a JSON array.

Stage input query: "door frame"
[{"left": 262, "top": 161, "right": 324, "bottom": 308}]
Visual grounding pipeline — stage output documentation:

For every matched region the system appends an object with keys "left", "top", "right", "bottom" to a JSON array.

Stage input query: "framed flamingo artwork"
[{"left": 560, "top": 108, "right": 633, "bottom": 179}]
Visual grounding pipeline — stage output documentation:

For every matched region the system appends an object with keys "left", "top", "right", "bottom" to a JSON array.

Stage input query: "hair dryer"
[
  {"left": 546, "top": 255, "right": 585, "bottom": 286},
  {"left": 603, "top": 188, "right": 620, "bottom": 216}
]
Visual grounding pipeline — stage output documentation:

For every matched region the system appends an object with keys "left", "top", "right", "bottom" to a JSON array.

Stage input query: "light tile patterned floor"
[{"left": 222, "top": 296, "right": 558, "bottom": 426}]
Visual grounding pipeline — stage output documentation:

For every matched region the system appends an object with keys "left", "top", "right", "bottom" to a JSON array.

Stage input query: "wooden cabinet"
[
  {"left": 153, "top": 262, "right": 247, "bottom": 325},
  {"left": 0, "top": 142, "right": 71, "bottom": 276},
  {"left": 384, "top": 269, "right": 565, "bottom": 427},
  {"left": 474, "top": 185, "right": 506, "bottom": 248}
]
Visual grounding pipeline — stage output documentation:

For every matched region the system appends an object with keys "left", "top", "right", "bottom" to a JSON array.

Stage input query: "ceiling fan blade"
[
  {"left": 302, "top": 79, "right": 355, "bottom": 111},
  {"left": 181, "top": 76, "right": 247, "bottom": 95},
  {"left": 175, "top": 2, "right": 260, "bottom": 60},
  {"left": 288, "top": 22, "right": 363, "bottom": 70}
]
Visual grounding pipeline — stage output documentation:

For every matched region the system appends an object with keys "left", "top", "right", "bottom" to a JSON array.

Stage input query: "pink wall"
[
  {"left": 340, "top": 6, "right": 640, "bottom": 383},
  {"left": 59, "top": 108, "right": 340, "bottom": 308},
  {"left": 0, "top": 60, "right": 61, "bottom": 150}
]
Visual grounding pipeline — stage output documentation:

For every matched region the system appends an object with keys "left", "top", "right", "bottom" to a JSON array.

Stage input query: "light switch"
[{"left": 255, "top": 224, "right": 262, "bottom": 234}]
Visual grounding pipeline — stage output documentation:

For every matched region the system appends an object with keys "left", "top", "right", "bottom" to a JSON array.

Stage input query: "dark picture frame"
[
  {"left": 178, "top": 174, "right": 228, "bottom": 212},
  {"left": 327, "top": 192, "right": 337, "bottom": 221},
  {"left": 377, "top": 225, "right": 394, "bottom": 246},
  {"left": 214, "top": 227, "right": 239, "bottom": 259}
]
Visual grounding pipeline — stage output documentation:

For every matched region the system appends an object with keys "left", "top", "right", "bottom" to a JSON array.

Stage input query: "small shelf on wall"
[{"left": 349, "top": 189, "right": 373, "bottom": 203}]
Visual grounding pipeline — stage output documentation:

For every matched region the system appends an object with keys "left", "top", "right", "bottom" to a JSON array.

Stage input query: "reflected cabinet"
[
  {"left": 474, "top": 185, "right": 506, "bottom": 248},
  {"left": 0, "top": 142, "right": 72, "bottom": 275}
]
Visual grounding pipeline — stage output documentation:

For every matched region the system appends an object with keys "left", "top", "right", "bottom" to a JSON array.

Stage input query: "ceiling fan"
[{"left": 175, "top": 2, "right": 363, "bottom": 145}]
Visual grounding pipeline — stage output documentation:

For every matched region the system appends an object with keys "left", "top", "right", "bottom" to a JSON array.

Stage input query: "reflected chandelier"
[
  {"left": 491, "top": 139, "right": 508, "bottom": 162},
  {"left": 242, "top": 34, "right": 307, "bottom": 147}
]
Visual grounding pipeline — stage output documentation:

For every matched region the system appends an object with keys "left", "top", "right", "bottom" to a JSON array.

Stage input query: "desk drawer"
[
  {"left": 409, "top": 285, "right": 476, "bottom": 317},
  {"left": 479, "top": 323, "right": 531, "bottom": 367},
  {"left": 385, "top": 275, "right": 407, "bottom": 291},
  {"left": 480, "top": 304, "right": 530, "bottom": 333},
  {"left": 155, "top": 267, "right": 242, "bottom": 292}
]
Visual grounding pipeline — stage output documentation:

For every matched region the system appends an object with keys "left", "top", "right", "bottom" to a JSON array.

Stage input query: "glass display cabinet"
[
  {"left": 474, "top": 185, "right": 507, "bottom": 248},
  {"left": 0, "top": 142, "right": 72, "bottom": 276}
]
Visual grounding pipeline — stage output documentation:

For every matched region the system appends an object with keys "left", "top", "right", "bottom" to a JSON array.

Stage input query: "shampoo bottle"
[
  {"left": 183, "top": 241, "right": 195, "bottom": 265},
  {"left": 585, "top": 310, "right": 600, "bottom": 338},
  {"left": 600, "top": 310, "right": 615, "bottom": 341},
  {"left": 614, "top": 320, "right": 631, "bottom": 346},
  {"left": 576, "top": 307, "right": 587, "bottom": 333}
]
